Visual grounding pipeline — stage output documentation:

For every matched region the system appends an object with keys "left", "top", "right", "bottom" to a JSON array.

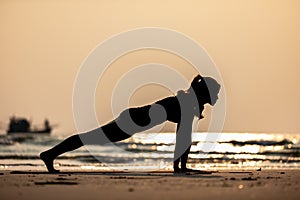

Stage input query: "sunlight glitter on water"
[{"left": 0, "top": 132, "right": 300, "bottom": 170}]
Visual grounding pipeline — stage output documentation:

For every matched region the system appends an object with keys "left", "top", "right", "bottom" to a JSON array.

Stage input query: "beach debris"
[
  {"left": 241, "top": 177, "right": 257, "bottom": 181},
  {"left": 229, "top": 171, "right": 253, "bottom": 174},
  {"left": 266, "top": 176, "right": 280, "bottom": 179},
  {"left": 110, "top": 176, "right": 127, "bottom": 179},
  {"left": 34, "top": 181, "right": 78, "bottom": 185}
]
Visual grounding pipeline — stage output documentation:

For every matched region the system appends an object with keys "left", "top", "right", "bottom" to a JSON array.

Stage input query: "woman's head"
[{"left": 189, "top": 75, "right": 221, "bottom": 106}]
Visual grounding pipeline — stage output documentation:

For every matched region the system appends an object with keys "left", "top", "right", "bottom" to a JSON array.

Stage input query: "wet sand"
[{"left": 1, "top": 169, "right": 299, "bottom": 200}]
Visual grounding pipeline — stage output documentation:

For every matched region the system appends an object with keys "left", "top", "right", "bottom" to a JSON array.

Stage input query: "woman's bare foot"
[{"left": 40, "top": 151, "right": 60, "bottom": 173}]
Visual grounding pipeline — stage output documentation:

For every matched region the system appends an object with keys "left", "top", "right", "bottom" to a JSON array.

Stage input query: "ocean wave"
[{"left": 220, "top": 139, "right": 293, "bottom": 146}]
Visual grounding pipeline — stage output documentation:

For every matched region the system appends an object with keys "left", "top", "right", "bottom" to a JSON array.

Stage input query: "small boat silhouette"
[{"left": 7, "top": 116, "right": 52, "bottom": 134}]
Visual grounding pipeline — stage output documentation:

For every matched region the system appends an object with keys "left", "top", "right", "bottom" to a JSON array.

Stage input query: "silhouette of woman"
[{"left": 40, "top": 75, "right": 221, "bottom": 173}]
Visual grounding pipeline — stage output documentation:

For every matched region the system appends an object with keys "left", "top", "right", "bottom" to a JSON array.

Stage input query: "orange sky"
[{"left": 0, "top": 0, "right": 299, "bottom": 134}]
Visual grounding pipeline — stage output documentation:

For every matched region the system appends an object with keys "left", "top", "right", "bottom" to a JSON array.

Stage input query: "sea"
[{"left": 0, "top": 132, "right": 299, "bottom": 171}]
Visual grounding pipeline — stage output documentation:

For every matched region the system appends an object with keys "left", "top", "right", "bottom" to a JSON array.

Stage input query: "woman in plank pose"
[{"left": 40, "top": 75, "right": 221, "bottom": 173}]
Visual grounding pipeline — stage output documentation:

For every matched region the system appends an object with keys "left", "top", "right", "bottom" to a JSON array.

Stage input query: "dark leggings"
[{"left": 46, "top": 105, "right": 165, "bottom": 159}]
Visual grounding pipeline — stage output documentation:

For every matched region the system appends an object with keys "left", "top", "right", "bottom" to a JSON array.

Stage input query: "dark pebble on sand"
[
  {"left": 110, "top": 176, "right": 127, "bottom": 179},
  {"left": 34, "top": 181, "right": 78, "bottom": 185},
  {"left": 266, "top": 176, "right": 280, "bottom": 179},
  {"left": 128, "top": 188, "right": 134, "bottom": 192},
  {"left": 230, "top": 177, "right": 236, "bottom": 180},
  {"left": 280, "top": 172, "right": 285, "bottom": 174},
  {"left": 242, "top": 177, "right": 257, "bottom": 181},
  {"left": 56, "top": 177, "right": 68, "bottom": 181}
]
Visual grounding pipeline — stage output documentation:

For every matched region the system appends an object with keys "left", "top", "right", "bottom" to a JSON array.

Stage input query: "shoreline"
[{"left": 1, "top": 169, "right": 299, "bottom": 200}]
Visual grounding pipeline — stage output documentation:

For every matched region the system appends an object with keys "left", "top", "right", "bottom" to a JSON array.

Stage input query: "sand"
[{"left": 0, "top": 169, "right": 300, "bottom": 200}]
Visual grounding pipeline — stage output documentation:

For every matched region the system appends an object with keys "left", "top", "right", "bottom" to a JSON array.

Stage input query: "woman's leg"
[
  {"left": 40, "top": 134, "right": 83, "bottom": 173},
  {"left": 173, "top": 158, "right": 181, "bottom": 173},
  {"left": 40, "top": 105, "right": 165, "bottom": 173},
  {"left": 173, "top": 145, "right": 191, "bottom": 173},
  {"left": 180, "top": 145, "right": 191, "bottom": 172},
  {"left": 40, "top": 120, "right": 131, "bottom": 173}
]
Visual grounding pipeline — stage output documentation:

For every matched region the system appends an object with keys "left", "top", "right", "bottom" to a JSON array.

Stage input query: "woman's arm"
[{"left": 173, "top": 117, "right": 193, "bottom": 172}]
